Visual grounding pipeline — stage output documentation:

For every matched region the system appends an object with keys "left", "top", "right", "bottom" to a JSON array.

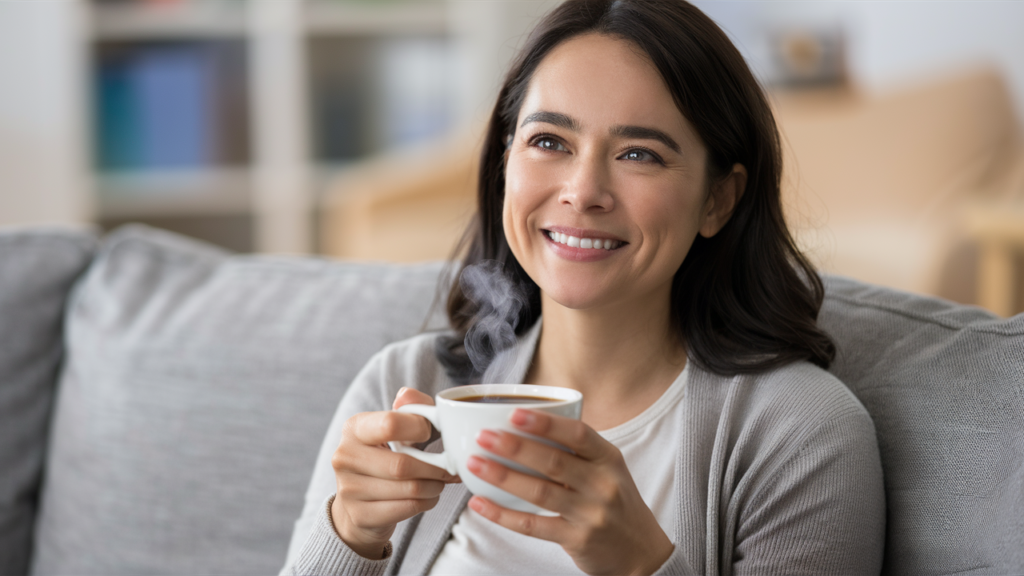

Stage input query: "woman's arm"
[
  {"left": 729, "top": 408, "right": 885, "bottom": 575},
  {"left": 280, "top": 335, "right": 456, "bottom": 576}
]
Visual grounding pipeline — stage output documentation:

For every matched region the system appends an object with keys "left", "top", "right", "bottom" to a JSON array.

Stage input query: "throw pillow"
[{"left": 30, "top": 225, "right": 448, "bottom": 575}]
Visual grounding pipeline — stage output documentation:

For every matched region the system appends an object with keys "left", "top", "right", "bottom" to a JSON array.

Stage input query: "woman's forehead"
[{"left": 518, "top": 34, "right": 696, "bottom": 144}]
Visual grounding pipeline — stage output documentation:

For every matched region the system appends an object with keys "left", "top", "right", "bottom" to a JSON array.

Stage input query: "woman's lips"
[
  {"left": 541, "top": 228, "right": 626, "bottom": 262},
  {"left": 544, "top": 229, "right": 624, "bottom": 250}
]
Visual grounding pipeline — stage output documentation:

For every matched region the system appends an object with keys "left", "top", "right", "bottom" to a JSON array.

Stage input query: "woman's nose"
[{"left": 558, "top": 152, "right": 614, "bottom": 213}]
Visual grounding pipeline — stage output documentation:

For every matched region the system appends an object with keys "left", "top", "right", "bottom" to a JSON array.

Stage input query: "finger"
[
  {"left": 347, "top": 496, "right": 442, "bottom": 530},
  {"left": 509, "top": 409, "right": 607, "bottom": 461},
  {"left": 393, "top": 389, "right": 442, "bottom": 446},
  {"left": 466, "top": 455, "right": 580, "bottom": 517},
  {"left": 349, "top": 410, "right": 432, "bottom": 446},
  {"left": 335, "top": 441, "right": 456, "bottom": 482},
  {"left": 476, "top": 429, "right": 587, "bottom": 488},
  {"left": 393, "top": 387, "right": 435, "bottom": 410},
  {"left": 338, "top": 474, "right": 447, "bottom": 503},
  {"left": 468, "top": 495, "right": 567, "bottom": 544}
]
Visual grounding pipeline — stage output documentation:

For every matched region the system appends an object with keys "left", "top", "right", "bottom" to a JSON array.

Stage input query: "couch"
[{"left": 2, "top": 224, "right": 1022, "bottom": 575}]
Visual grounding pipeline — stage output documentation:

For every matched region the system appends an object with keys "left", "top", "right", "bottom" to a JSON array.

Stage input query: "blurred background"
[{"left": 1, "top": 0, "right": 1023, "bottom": 315}]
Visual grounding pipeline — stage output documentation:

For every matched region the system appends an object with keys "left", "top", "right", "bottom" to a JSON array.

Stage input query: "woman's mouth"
[{"left": 543, "top": 230, "right": 625, "bottom": 251}]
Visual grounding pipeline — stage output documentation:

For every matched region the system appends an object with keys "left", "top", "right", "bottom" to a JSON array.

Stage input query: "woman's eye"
[
  {"left": 621, "top": 148, "right": 659, "bottom": 163},
  {"left": 533, "top": 137, "right": 566, "bottom": 152}
]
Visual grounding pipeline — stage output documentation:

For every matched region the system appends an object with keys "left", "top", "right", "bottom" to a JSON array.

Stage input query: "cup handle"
[{"left": 386, "top": 404, "right": 456, "bottom": 476}]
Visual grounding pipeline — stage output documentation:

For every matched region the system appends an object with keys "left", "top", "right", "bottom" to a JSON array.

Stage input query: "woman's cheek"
[
  {"left": 502, "top": 184, "right": 535, "bottom": 267},
  {"left": 504, "top": 160, "right": 550, "bottom": 245}
]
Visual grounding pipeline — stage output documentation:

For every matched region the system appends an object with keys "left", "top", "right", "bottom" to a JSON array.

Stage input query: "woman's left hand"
[{"left": 466, "top": 408, "right": 674, "bottom": 576}]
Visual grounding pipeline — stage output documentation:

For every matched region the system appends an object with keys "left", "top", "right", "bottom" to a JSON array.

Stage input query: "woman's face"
[{"left": 503, "top": 33, "right": 732, "bottom": 312}]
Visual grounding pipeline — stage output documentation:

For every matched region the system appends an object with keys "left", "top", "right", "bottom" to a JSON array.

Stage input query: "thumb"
[{"left": 393, "top": 387, "right": 435, "bottom": 410}]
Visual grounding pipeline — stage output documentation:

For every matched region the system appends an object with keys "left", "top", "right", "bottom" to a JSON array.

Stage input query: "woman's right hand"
[{"left": 330, "top": 387, "right": 460, "bottom": 559}]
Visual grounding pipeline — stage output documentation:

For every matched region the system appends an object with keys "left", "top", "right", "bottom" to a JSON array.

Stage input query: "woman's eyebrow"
[
  {"left": 520, "top": 111, "right": 681, "bottom": 154},
  {"left": 610, "top": 125, "right": 681, "bottom": 153},
  {"left": 520, "top": 111, "right": 580, "bottom": 131}
]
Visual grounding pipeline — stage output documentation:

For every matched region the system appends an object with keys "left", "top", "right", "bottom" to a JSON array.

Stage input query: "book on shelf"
[
  {"left": 135, "top": 45, "right": 213, "bottom": 167},
  {"left": 308, "top": 35, "right": 455, "bottom": 162},
  {"left": 97, "top": 57, "right": 143, "bottom": 168},
  {"left": 308, "top": 37, "right": 373, "bottom": 161},
  {"left": 94, "top": 40, "right": 249, "bottom": 174}
]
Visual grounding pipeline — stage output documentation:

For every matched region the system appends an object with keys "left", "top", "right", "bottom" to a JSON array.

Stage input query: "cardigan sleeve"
[
  {"left": 731, "top": 408, "right": 886, "bottom": 575},
  {"left": 653, "top": 545, "right": 698, "bottom": 576},
  {"left": 285, "top": 495, "right": 393, "bottom": 576}
]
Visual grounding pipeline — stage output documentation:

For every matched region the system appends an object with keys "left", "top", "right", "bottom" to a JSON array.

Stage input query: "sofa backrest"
[
  {"left": 820, "top": 276, "right": 1024, "bottom": 575},
  {"left": 29, "top": 226, "right": 448, "bottom": 575},
  {"left": 18, "top": 225, "right": 1024, "bottom": 575},
  {"left": 0, "top": 228, "right": 96, "bottom": 576}
]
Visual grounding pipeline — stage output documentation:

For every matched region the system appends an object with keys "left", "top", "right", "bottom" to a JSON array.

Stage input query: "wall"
[
  {"left": 697, "top": 1, "right": 1024, "bottom": 116},
  {"left": 0, "top": 0, "right": 91, "bottom": 227}
]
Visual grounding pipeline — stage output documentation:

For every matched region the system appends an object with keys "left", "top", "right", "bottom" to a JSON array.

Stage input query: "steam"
[{"left": 460, "top": 260, "right": 530, "bottom": 383}]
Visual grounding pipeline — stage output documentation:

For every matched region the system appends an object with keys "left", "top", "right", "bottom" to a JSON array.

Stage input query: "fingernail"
[
  {"left": 511, "top": 409, "right": 536, "bottom": 428},
  {"left": 467, "top": 455, "right": 486, "bottom": 474},
  {"left": 476, "top": 429, "right": 499, "bottom": 449},
  {"left": 397, "top": 387, "right": 409, "bottom": 396}
]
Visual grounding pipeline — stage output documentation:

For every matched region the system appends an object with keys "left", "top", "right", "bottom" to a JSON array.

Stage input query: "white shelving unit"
[
  {"left": 94, "top": 168, "right": 250, "bottom": 218},
  {"left": 75, "top": 0, "right": 560, "bottom": 253},
  {"left": 304, "top": 1, "right": 448, "bottom": 36},
  {"left": 84, "top": 0, "right": 471, "bottom": 253},
  {"left": 90, "top": 0, "right": 248, "bottom": 40}
]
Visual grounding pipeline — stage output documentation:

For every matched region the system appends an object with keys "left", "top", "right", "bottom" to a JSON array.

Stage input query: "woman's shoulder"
[
  {"left": 368, "top": 330, "right": 455, "bottom": 391},
  {"left": 338, "top": 331, "right": 457, "bottom": 415},
  {"left": 752, "top": 361, "right": 868, "bottom": 423},
  {"left": 691, "top": 360, "right": 875, "bottom": 449},
  {"left": 374, "top": 330, "right": 447, "bottom": 362}
]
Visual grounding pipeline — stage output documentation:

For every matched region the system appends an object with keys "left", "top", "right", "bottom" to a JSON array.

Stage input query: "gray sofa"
[{"left": 1, "top": 225, "right": 1022, "bottom": 576}]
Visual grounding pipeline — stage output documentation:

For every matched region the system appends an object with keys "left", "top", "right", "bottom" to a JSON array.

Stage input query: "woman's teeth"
[{"left": 546, "top": 230, "right": 622, "bottom": 250}]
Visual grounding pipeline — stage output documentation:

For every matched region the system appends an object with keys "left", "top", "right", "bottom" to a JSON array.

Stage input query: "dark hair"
[{"left": 437, "top": 0, "right": 835, "bottom": 382}]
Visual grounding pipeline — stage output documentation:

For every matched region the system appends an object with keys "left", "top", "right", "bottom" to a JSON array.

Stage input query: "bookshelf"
[
  {"left": 84, "top": 0, "right": 518, "bottom": 253},
  {"left": 91, "top": 1, "right": 248, "bottom": 40}
]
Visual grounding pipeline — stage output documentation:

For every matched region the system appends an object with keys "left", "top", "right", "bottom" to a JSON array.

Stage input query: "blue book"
[{"left": 131, "top": 46, "right": 214, "bottom": 169}]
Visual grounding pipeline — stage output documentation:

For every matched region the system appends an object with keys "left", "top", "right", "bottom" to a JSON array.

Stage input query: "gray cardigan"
[{"left": 283, "top": 324, "right": 885, "bottom": 575}]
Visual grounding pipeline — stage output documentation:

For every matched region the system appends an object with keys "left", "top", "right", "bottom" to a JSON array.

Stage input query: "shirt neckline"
[
  {"left": 597, "top": 361, "right": 689, "bottom": 442},
  {"left": 505, "top": 318, "right": 688, "bottom": 441}
]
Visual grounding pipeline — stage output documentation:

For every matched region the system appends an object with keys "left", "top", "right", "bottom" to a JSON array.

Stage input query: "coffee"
[{"left": 456, "top": 394, "right": 560, "bottom": 404}]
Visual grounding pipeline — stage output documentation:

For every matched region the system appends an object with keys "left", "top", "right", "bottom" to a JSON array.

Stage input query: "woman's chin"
[{"left": 539, "top": 282, "right": 619, "bottom": 312}]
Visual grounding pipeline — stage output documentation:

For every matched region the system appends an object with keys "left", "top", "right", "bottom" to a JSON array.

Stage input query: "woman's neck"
[{"left": 525, "top": 289, "right": 687, "bottom": 431}]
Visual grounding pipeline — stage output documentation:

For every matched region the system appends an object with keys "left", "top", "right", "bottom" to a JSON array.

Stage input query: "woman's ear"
[{"left": 699, "top": 163, "right": 747, "bottom": 238}]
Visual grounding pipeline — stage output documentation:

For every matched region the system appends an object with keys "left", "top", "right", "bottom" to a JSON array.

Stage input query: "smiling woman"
[{"left": 282, "top": 2, "right": 885, "bottom": 575}]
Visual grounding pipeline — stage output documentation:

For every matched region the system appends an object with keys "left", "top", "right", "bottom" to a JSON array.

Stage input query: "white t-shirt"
[{"left": 428, "top": 362, "right": 689, "bottom": 575}]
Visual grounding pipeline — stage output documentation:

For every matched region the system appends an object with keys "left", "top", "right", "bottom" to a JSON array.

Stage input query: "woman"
[{"left": 283, "top": 1, "right": 885, "bottom": 574}]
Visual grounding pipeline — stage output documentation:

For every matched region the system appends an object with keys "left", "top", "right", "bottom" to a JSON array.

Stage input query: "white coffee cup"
[{"left": 388, "top": 384, "right": 583, "bottom": 516}]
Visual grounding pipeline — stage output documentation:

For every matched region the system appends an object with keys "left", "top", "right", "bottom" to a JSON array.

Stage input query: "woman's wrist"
[
  {"left": 623, "top": 528, "right": 674, "bottom": 576},
  {"left": 328, "top": 495, "right": 392, "bottom": 560},
  {"left": 631, "top": 538, "right": 674, "bottom": 576}
]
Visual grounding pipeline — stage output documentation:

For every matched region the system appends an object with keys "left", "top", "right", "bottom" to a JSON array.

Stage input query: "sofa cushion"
[
  {"left": 31, "top": 225, "right": 447, "bottom": 575},
  {"left": 0, "top": 227, "right": 96, "bottom": 576},
  {"left": 820, "top": 275, "right": 1024, "bottom": 576}
]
